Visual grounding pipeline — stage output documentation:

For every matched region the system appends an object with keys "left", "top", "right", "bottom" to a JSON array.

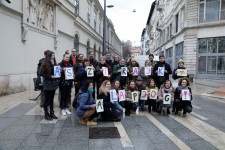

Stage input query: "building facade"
[
  {"left": 130, "top": 46, "right": 142, "bottom": 56},
  {"left": 0, "top": 0, "right": 122, "bottom": 96},
  {"left": 146, "top": 0, "right": 225, "bottom": 79}
]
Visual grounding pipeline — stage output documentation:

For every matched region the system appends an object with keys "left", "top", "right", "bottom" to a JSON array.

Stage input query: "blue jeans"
[
  {"left": 140, "top": 100, "right": 147, "bottom": 110},
  {"left": 114, "top": 102, "right": 123, "bottom": 112}
]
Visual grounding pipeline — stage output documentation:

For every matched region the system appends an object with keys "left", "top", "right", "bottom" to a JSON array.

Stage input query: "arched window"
[
  {"left": 74, "top": 34, "right": 79, "bottom": 54},
  {"left": 87, "top": 41, "right": 90, "bottom": 57},
  {"left": 94, "top": 44, "right": 96, "bottom": 58}
]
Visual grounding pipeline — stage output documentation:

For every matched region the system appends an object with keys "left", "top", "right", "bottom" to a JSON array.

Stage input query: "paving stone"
[
  {"left": 0, "top": 139, "right": 23, "bottom": 150},
  {"left": 54, "top": 140, "right": 88, "bottom": 150},
  {"left": 155, "top": 143, "right": 180, "bottom": 150},
  {"left": 0, "top": 125, "right": 35, "bottom": 140},
  {"left": 13, "top": 115, "right": 42, "bottom": 126},
  {"left": 59, "top": 127, "right": 88, "bottom": 139},
  {"left": 134, "top": 116, "right": 151, "bottom": 123},
  {"left": 130, "top": 137, "right": 158, "bottom": 150},
  {"left": 54, "top": 120, "right": 65, "bottom": 128},
  {"left": 89, "top": 139, "right": 111, "bottom": 148},
  {"left": 17, "top": 146, "right": 42, "bottom": 150},
  {"left": 110, "top": 139, "right": 123, "bottom": 150},
  {"left": 173, "top": 128, "right": 203, "bottom": 141},
  {"left": 186, "top": 139, "right": 218, "bottom": 150},
  {"left": 139, "top": 122, "right": 161, "bottom": 133},
  {"left": 48, "top": 127, "right": 62, "bottom": 139},
  {"left": 0, "top": 117, "right": 18, "bottom": 131},
  {"left": 0, "top": 103, "right": 36, "bottom": 118},
  {"left": 146, "top": 132, "right": 173, "bottom": 144},
  {"left": 33, "top": 124, "right": 55, "bottom": 136},
  {"left": 22, "top": 134, "right": 48, "bottom": 147},
  {"left": 89, "top": 127, "right": 120, "bottom": 139},
  {"left": 124, "top": 126, "right": 148, "bottom": 138}
]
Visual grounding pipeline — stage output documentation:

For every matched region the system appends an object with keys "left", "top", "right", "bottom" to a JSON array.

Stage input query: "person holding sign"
[
  {"left": 58, "top": 53, "right": 74, "bottom": 116},
  {"left": 96, "top": 57, "right": 111, "bottom": 97},
  {"left": 99, "top": 80, "right": 121, "bottom": 122},
  {"left": 113, "top": 58, "right": 129, "bottom": 89},
  {"left": 40, "top": 51, "right": 60, "bottom": 121},
  {"left": 125, "top": 80, "right": 139, "bottom": 115},
  {"left": 140, "top": 60, "right": 152, "bottom": 86},
  {"left": 135, "top": 76, "right": 146, "bottom": 111},
  {"left": 128, "top": 58, "right": 139, "bottom": 82},
  {"left": 158, "top": 80, "right": 174, "bottom": 114},
  {"left": 146, "top": 79, "right": 159, "bottom": 112},
  {"left": 153, "top": 54, "right": 172, "bottom": 88},
  {"left": 76, "top": 81, "right": 99, "bottom": 126},
  {"left": 172, "top": 59, "right": 189, "bottom": 89},
  {"left": 174, "top": 77, "right": 192, "bottom": 116},
  {"left": 111, "top": 80, "right": 132, "bottom": 116},
  {"left": 78, "top": 58, "right": 96, "bottom": 90}
]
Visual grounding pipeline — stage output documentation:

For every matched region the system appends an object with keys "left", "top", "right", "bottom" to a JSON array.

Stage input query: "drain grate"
[{"left": 89, "top": 127, "right": 121, "bottom": 139}]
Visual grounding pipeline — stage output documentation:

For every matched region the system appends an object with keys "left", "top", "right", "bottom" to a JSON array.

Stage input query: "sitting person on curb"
[
  {"left": 99, "top": 80, "right": 121, "bottom": 122},
  {"left": 76, "top": 80, "right": 98, "bottom": 126},
  {"left": 158, "top": 80, "right": 174, "bottom": 114},
  {"left": 135, "top": 76, "right": 146, "bottom": 111},
  {"left": 174, "top": 77, "right": 193, "bottom": 116},
  {"left": 146, "top": 79, "right": 159, "bottom": 112}
]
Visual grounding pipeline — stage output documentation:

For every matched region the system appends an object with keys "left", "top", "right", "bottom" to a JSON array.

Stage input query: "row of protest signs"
[{"left": 54, "top": 66, "right": 74, "bottom": 80}]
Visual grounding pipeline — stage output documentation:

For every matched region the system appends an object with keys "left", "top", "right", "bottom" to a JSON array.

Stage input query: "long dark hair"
[
  {"left": 80, "top": 80, "right": 93, "bottom": 92},
  {"left": 40, "top": 51, "right": 56, "bottom": 75},
  {"left": 111, "top": 80, "right": 121, "bottom": 89}
]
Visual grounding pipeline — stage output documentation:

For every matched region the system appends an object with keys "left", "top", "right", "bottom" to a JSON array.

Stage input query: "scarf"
[
  {"left": 71, "top": 56, "right": 76, "bottom": 65},
  {"left": 88, "top": 88, "right": 94, "bottom": 94},
  {"left": 162, "top": 87, "right": 172, "bottom": 95},
  {"left": 177, "top": 86, "right": 188, "bottom": 92},
  {"left": 63, "top": 60, "right": 68, "bottom": 67},
  {"left": 128, "top": 85, "right": 137, "bottom": 92}
]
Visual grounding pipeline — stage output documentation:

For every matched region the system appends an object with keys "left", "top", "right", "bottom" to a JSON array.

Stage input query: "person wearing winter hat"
[
  {"left": 135, "top": 76, "right": 147, "bottom": 111},
  {"left": 128, "top": 58, "right": 139, "bottom": 82}
]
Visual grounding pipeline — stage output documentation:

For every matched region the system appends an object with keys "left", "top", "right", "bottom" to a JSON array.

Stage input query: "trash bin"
[{"left": 189, "top": 74, "right": 194, "bottom": 82}]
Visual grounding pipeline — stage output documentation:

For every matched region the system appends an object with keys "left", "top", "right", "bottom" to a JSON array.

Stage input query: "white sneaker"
[
  {"left": 62, "top": 109, "right": 66, "bottom": 116},
  {"left": 65, "top": 109, "right": 71, "bottom": 115}
]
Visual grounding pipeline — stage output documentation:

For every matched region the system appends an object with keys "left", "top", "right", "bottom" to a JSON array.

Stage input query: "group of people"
[{"left": 35, "top": 49, "right": 193, "bottom": 126}]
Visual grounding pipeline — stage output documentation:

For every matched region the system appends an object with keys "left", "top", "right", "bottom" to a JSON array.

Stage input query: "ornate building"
[{"left": 0, "top": 0, "right": 122, "bottom": 95}]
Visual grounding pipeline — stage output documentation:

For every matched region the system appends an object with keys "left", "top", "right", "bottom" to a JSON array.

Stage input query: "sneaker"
[
  {"left": 87, "top": 121, "right": 97, "bottom": 126},
  {"left": 62, "top": 109, "right": 66, "bottom": 116},
  {"left": 65, "top": 109, "right": 71, "bottom": 115},
  {"left": 45, "top": 115, "right": 53, "bottom": 121},
  {"left": 50, "top": 114, "right": 58, "bottom": 119}
]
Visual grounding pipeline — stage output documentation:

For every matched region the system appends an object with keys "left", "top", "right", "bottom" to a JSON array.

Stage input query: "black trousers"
[
  {"left": 174, "top": 99, "right": 192, "bottom": 113},
  {"left": 44, "top": 90, "right": 55, "bottom": 115},
  {"left": 59, "top": 86, "right": 71, "bottom": 109}
]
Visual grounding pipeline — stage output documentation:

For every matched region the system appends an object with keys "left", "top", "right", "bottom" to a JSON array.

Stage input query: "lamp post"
[{"left": 103, "top": 0, "right": 114, "bottom": 56}]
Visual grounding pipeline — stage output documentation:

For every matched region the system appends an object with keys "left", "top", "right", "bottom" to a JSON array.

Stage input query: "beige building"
[
  {"left": 146, "top": 0, "right": 225, "bottom": 79},
  {"left": 0, "top": 0, "right": 122, "bottom": 96}
]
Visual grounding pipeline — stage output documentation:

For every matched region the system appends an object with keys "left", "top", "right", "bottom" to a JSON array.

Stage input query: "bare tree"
[{"left": 121, "top": 40, "right": 132, "bottom": 60}]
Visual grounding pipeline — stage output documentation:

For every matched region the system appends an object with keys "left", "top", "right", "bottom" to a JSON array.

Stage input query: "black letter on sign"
[
  {"left": 97, "top": 101, "right": 102, "bottom": 109},
  {"left": 133, "top": 93, "right": 137, "bottom": 100},
  {"left": 88, "top": 68, "right": 92, "bottom": 75},
  {"left": 165, "top": 95, "right": 169, "bottom": 101},
  {"left": 122, "top": 68, "right": 126, "bottom": 75}
]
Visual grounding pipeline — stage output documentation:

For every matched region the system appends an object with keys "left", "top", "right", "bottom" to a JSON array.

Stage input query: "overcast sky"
[{"left": 99, "top": 0, "right": 154, "bottom": 46}]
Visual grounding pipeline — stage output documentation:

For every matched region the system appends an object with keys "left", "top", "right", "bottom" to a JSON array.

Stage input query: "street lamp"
[{"left": 103, "top": 0, "right": 114, "bottom": 56}]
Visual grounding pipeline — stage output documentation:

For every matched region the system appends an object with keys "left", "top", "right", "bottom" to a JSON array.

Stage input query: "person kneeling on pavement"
[
  {"left": 76, "top": 80, "right": 98, "bottom": 126},
  {"left": 173, "top": 77, "right": 192, "bottom": 116}
]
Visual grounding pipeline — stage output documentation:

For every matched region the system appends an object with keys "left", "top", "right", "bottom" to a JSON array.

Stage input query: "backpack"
[{"left": 72, "top": 92, "right": 91, "bottom": 109}]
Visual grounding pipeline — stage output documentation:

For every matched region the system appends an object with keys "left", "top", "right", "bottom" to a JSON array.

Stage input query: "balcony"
[
  {"left": 156, "top": 22, "right": 163, "bottom": 32},
  {"left": 157, "top": 4, "right": 163, "bottom": 11}
]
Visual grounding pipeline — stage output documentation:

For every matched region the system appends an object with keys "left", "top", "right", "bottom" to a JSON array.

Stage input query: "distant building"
[
  {"left": 0, "top": 0, "right": 122, "bottom": 95},
  {"left": 130, "top": 46, "right": 142, "bottom": 56},
  {"left": 144, "top": 0, "right": 225, "bottom": 79}
]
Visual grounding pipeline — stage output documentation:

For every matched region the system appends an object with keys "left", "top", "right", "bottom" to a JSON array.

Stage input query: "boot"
[
  {"left": 87, "top": 121, "right": 97, "bottom": 126},
  {"left": 50, "top": 114, "right": 58, "bottom": 119},
  {"left": 45, "top": 114, "right": 53, "bottom": 121},
  {"left": 167, "top": 108, "right": 170, "bottom": 114},
  {"left": 79, "top": 118, "right": 86, "bottom": 125}
]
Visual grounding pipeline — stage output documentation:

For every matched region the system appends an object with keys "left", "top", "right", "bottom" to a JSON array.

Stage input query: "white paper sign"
[
  {"left": 110, "top": 90, "right": 118, "bottom": 102},
  {"left": 177, "top": 69, "right": 188, "bottom": 77},
  {"left": 154, "top": 56, "right": 159, "bottom": 61},
  {"left": 87, "top": 66, "right": 94, "bottom": 77},
  {"left": 158, "top": 67, "right": 164, "bottom": 76},
  {"left": 118, "top": 90, "right": 126, "bottom": 102},
  {"left": 133, "top": 67, "right": 139, "bottom": 76},
  {"left": 65, "top": 67, "right": 74, "bottom": 80},
  {"left": 182, "top": 90, "right": 191, "bottom": 101},
  {"left": 54, "top": 66, "right": 61, "bottom": 78},
  {"left": 102, "top": 67, "right": 108, "bottom": 77},
  {"left": 121, "top": 67, "right": 127, "bottom": 76},
  {"left": 145, "top": 67, "right": 151, "bottom": 76},
  {"left": 96, "top": 99, "right": 104, "bottom": 113},
  {"left": 163, "top": 93, "right": 171, "bottom": 105},
  {"left": 141, "top": 90, "right": 148, "bottom": 100},
  {"left": 132, "top": 91, "right": 139, "bottom": 103},
  {"left": 150, "top": 89, "right": 158, "bottom": 99}
]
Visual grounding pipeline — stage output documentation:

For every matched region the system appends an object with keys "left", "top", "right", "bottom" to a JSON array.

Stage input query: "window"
[
  {"left": 99, "top": 47, "right": 101, "bottom": 60},
  {"left": 175, "top": 42, "right": 184, "bottom": 67},
  {"left": 87, "top": 3, "right": 91, "bottom": 25},
  {"left": 176, "top": 14, "right": 179, "bottom": 33},
  {"left": 197, "top": 37, "right": 225, "bottom": 76},
  {"left": 166, "top": 47, "right": 173, "bottom": 69},
  {"left": 94, "top": 11, "right": 97, "bottom": 31},
  {"left": 99, "top": 18, "right": 102, "bottom": 35},
  {"left": 167, "top": 26, "right": 170, "bottom": 40},
  {"left": 169, "top": 23, "right": 172, "bottom": 38},
  {"left": 87, "top": 41, "right": 90, "bottom": 57},
  {"left": 74, "top": 34, "right": 79, "bottom": 54},
  {"left": 199, "top": 0, "right": 221, "bottom": 23},
  {"left": 221, "top": 0, "right": 225, "bottom": 20},
  {"left": 75, "top": 0, "right": 79, "bottom": 14},
  {"left": 94, "top": 44, "right": 96, "bottom": 58},
  {"left": 181, "top": 7, "right": 185, "bottom": 28}
]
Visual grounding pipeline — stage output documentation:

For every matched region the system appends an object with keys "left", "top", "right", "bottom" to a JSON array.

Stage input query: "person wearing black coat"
[
  {"left": 153, "top": 54, "right": 172, "bottom": 88},
  {"left": 174, "top": 77, "right": 193, "bottom": 115},
  {"left": 172, "top": 59, "right": 189, "bottom": 80},
  {"left": 58, "top": 54, "right": 74, "bottom": 116},
  {"left": 73, "top": 54, "right": 84, "bottom": 95},
  {"left": 69, "top": 48, "right": 78, "bottom": 65},
  {"left": 105, "top": 52, "right": 112, "bottom": 67},
  {"left": 111, "top": 55, "right": 119, "bottom": 82},
  {"left": 40, "top": 51, "right": 59, "bottom": 121}
]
